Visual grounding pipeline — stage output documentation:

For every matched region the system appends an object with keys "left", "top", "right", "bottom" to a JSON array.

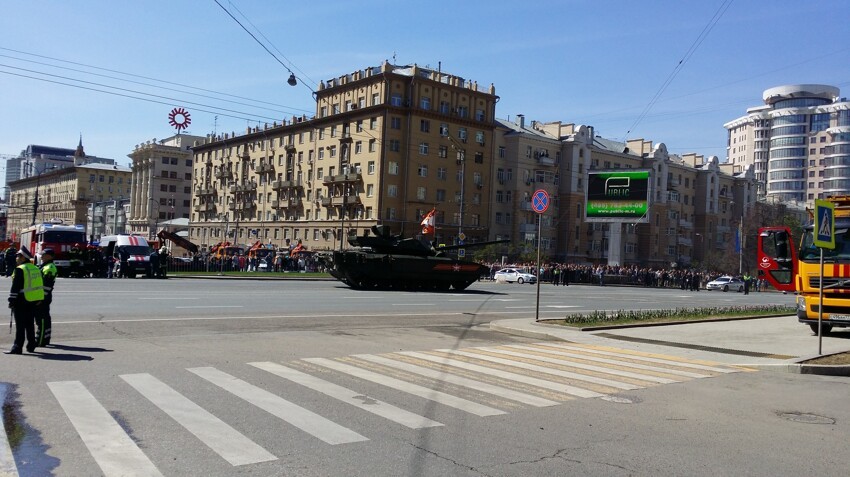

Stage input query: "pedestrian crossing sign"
[{"left": 814, "top": 199, "right": 835, "bottom": 249}]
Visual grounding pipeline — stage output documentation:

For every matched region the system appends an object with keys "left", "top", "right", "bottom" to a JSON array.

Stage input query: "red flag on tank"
[{"left": 421, "top": 208, "right": 436, "bottom": 235}]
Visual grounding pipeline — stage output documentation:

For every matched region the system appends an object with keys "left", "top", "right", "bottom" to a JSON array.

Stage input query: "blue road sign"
[
  {"left": 531, "top": 189, "right": 550, "bottom": 214},
  {"left": 814, "top": 199, "right": 835, "bottom": 249}
]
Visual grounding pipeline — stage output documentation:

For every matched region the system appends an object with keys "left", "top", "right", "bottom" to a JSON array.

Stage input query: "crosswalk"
[{"left": 5, "top": 342, "right": 744, "bottom": 476}]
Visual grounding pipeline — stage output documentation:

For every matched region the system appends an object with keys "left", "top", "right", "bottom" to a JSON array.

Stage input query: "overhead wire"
[{"left": 623, "top": 0, "right": 734, "bottom": 140}]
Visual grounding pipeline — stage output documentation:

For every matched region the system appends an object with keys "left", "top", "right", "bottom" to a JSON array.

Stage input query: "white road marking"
[
  {"left": 187, "top": 367, "right": 367, "bottom": 445},
  {"left": 120, "top": 373, "right": 276, "bottom": 466},
  {"left": 391, "top": 303, "right": 434, "bottom": 306},
  {"left": 537, "top": 343, "right": 737, "bottom": 374},
  {"left": 354, "top": 354, "right": 560, "bottom": 407},
  {"left": 137, "top": 298, "right": 199, "bottom": 300},
  {"left": 47, "top": 381, "right": 163, "bottom": 477},
  {"left": 175, "top": 306, "right": 244, "bottom": 309},
  {"left": 403, "top": 351, "right": 607, "bottom": 398},
  {"left": 492, "top": 346, "right": 710, "bottom": 379},
  {"left": 303, "top": 358, "right": 505, "bottom": 417},
  {"left": 249, "top": 362, "right": 443, "bottom": 429},
  {"left": 455, "top": 348, "right": 679, "bottom": 384}
]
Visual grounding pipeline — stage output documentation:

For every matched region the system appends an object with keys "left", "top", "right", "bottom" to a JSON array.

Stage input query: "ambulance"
[{"left": 99, "top": 234, "right": 153, "bottom": 278}]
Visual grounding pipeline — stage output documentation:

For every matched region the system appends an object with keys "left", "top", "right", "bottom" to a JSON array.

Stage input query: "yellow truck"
[{"left": 758, "top": 195, "right": 850, "bottom": 333}]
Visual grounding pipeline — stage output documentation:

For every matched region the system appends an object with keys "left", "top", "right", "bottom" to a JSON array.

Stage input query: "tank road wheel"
[
  {"left": 452, "top": 281, "right": 472, "bottom": 291},
  {"left": 809, "top": 323, "right": 833, "bottom": 334}
]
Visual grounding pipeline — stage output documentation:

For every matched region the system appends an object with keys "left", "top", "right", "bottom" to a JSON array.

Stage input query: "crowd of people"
[{"left": 483, "top": 262, "right": 768, "bottom": 291}]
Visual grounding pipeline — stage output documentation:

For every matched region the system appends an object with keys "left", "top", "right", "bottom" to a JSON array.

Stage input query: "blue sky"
[{"left": 1, "top": 0, "right": 848, "bottom": 171}]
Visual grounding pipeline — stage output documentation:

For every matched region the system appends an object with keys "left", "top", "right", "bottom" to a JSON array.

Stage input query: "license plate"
[{"left": 830, "top": 314, "right": 850, "bottom": 322}]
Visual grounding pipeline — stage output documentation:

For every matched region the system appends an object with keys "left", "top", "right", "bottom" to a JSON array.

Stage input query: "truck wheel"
[{"left": 809, "top": 323, "right": 833, "bottom": 334}]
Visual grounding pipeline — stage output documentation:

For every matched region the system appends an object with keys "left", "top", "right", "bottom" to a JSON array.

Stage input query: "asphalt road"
[{"left": 2, "top": 277, "right": 847, "bottom": 477}]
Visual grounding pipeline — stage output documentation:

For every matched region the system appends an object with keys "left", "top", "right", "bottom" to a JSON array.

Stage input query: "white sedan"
[
  {"left": 705, "top": 275, "right": 744, "bottom": 292},
  {"left": 493, "top": 268, "right": 537, "bottom": 284}
]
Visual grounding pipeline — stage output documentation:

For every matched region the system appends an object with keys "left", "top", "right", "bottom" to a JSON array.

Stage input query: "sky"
[{"left": 1, "top": 0, "right": 849, "bottom": 173}]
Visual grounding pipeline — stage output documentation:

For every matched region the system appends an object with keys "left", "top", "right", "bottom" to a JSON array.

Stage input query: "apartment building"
[
  {"left": 189, "top": 62, "right": 498, "bottom": 250},
  {"left": 127, "top": 134, "right": 205, "bottom": 239},
  {"left": 724, "top": 84, "right": 850, "bottom": 204}
]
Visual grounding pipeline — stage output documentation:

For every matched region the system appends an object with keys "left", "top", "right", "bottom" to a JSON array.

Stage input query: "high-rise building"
[{"left": 724, "top": 84, "right": 850, "bottom": 205}]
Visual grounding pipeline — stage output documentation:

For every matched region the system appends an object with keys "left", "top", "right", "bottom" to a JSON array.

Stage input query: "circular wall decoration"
[{"left": 168, "top": 107, "right": 192, "bottom": 132}]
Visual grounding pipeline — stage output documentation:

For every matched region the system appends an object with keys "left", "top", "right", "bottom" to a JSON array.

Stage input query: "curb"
[
  {"left": 744, "top": 362, "right": 850, "bottom": 376},
  {"left": 170, "top": 275, "right": 334, "bottom": 281}
]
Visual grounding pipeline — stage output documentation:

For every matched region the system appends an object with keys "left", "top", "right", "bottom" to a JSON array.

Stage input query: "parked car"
[
  {"left": 705, "top": 275, "right": 744, "bottom": 292},
  {"left": 493, "top": 268, "right": 537, "bottom": 284}
]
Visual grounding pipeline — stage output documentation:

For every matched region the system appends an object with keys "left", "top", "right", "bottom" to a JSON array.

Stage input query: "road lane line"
[
  {"left": 187, "top": 367, "right": 367, "bottom": 445},
  {"left": 303, "top": 358, "right": 505, "bottom": 417},
  {"left": 120, "top": 373, "right": 276, "bottom": 466},
  {"left": 175, "top": 306, "right": 245, "bottom": 309},
  {"left": 47, "top": 381, "right": 163, "bottom": 477},
  {"left": 354, "top": 354, "right": 560, "bottom": 407},
  {"left": 249, "top": 362, "right": 443, "bottom": 429},
  {"left": 435, "top": 349, "right": 678, "bottom": 384}
]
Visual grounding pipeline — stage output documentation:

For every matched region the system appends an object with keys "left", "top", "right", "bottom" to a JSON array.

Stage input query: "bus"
[{"left": 18, "top": 221, "right": 87, "bottom": 274}]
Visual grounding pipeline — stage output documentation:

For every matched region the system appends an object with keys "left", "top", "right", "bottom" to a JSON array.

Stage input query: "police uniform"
[
  {"left": 6, "top": 247, "right": 44, "bottom": 354},
  {"left": 36, "top": 248, "right": 58, "bottom": 346}
]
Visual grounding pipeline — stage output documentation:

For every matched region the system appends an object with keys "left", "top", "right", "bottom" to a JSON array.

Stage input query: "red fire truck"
[{"left": 18, "top": 221, "right": 87, "bottom": 274}]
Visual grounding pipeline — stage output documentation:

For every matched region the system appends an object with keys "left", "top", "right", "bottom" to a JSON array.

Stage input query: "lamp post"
[{"left": 29, "top": 163, "right": 55, "bottom": 226}]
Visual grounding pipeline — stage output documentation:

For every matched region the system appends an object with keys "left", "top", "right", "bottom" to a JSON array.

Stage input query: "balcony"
[
  {"left": 677, "top": 236, "right": 693, "bottom": 247},
  {"left": 196, "top": 187, "right": 215, "bottom": 197},
  {"left": 320, "top": 197, "right": 332, "bottom": 207},
  {"left": 257, "top": 163, "right": 275, "bottom": 173},
  {"left": 678, "top": 219, "right": 693, "bottom": 229},
  {"left": 519, "top": 201, "right": 533, "bottom": 211},
  {"left": 536, "top": 154, "right": 556, "bottom": 166},
  {"left": 230, "top": 182, "right": 258, "bottom": 193},
  {"left": 519, "top": 223, "right": 537, "bottom": 233},
  {"left": 194, "top": 202, "right": 217, "bottom": 212},
  {"left": 214, "top": 170, "right": 233, "bottom": 179},
  {"left": 272, "top": 179, "right": 303, "bottom": 190},
  {"left": 273, "top": 197, "right": 298, "bottom": 209}
]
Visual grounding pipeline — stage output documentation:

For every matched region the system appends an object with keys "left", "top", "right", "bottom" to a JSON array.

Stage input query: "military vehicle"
[{"left": 320, "top": 225, "right": 507, "bottom": 291}]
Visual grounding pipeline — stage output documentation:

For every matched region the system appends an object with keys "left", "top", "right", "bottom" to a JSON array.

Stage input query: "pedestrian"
[
  {"left": 118, "top": 246, "right": 129, "bottom": 278},
  {"left": 4, "top": 248, "right": 15, "bottom": 277},
  {"left": 5, "top": 247, "right": 44, "bottom": 355},
  {"left": 743, "top": 272, "right": 751, "bottom": 295},
  {"left": 35, "top": 248, "right": 57, "bottom": 347},
  {"left": 158, "top": 247, "right": 169, "bottom": 278},
  {"left": 149, "top": 248, "right": 159, "bottom": 279}
]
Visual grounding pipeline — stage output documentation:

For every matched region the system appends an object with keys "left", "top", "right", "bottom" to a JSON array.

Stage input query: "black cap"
[{"left": 42, "top": 248, "right": 55, "bottom": 256}]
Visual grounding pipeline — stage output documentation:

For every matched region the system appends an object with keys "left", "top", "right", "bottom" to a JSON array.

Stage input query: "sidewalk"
[{"left": 489, "top": 317, "right": 850, "bottom": 376}]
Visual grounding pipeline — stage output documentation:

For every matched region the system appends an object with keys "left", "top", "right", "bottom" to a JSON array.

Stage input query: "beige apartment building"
[
  {"left": 127, "top": 134, "right": 205, "bottom": 240},
  {"left": 492, "top": 118, "right": 757, "bottom": 268},
  {"left": 7, "top": 162, "right": 131, "bottom": 237},
  {"left": 190, "top": 62, "right": 498, "bottom": 250}
]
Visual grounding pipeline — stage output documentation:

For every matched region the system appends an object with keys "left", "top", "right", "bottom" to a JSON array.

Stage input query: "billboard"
[{"left": 585, "top": 169, "right": 650, "bottom": 222}]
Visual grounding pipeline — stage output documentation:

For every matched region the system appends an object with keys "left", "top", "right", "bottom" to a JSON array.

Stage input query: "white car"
[
  {"left": 705, "top": 275, "right": 744, "bottom": 292},
  {"left": 493, "top": 268, "right": 537, "bottom": 284}
]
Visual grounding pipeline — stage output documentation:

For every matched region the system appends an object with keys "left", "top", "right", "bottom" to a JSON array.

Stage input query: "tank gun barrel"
[{"left": 435, "top": 239, "right": 510, "bottom": 252}]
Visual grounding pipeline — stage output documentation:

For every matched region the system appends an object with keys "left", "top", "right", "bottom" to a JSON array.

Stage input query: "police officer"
[
  {"left": 5, "top": 246, "right": 44, "bottom": 354},
  {"left": 36, "top": 248, "right": 57, "bottom": 347}
]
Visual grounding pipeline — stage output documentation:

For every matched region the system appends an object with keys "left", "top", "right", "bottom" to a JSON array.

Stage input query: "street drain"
[
  {"left": 601, "top": 395, "right": 641, "bottom": 404},
  {"left": 778, "top": 412, "right": 835, "bottom": 425}
]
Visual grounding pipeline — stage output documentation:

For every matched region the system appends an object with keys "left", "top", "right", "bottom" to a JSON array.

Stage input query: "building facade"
[
  {"left": 127, "top": 134, "right": 205, "bottom": 240},
  {"left": 724, "top": 84, "right": 850, "bottom": 205},
  {"left": 190, "top": 62, "right": 498, "bottom": 250},
  {"left": 7, "top": 163, "right": 132, "bottom": 239}
]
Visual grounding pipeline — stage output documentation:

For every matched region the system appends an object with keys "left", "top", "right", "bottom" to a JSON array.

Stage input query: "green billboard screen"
[{"left": 585, "top": 170, "right": 650, "bottom": 222}]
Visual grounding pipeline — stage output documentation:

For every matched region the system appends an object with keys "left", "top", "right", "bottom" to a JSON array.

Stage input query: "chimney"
[{"left": 517, "top": 114, "right": 525, "bottom": 129}]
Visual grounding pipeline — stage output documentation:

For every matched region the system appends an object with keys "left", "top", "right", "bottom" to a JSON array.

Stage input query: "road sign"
[
  {"left": 458, "top": 232, "right": 466, "bottom": 242},
  {"left": 814, "top": 199, "right": 835, "bottom": 249},
  {"left": 457, "top": 248, "right": 465, "bottom": 258},
  {"left": 531, "top": 189, "right": 549, "bottom": 214}
]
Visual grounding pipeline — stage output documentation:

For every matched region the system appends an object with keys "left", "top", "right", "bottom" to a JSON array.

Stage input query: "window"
[
  {"left": 367, "top": 184, "right": 374, "bottom": 197},
  {"left": 388, "top": 185, "right": 398, "bottom": 197},
  {"left": 420, "top": 119, "right": 430, "bottom": 133},
  {"left": 498, "top": 146, "right": 505, "bottom": 158},
  {"left": 388, "top": 161, "right": 399, "bottom": 175},
  {"left": 369, "top": 139, "right": 376, "bottom": 153},
  {"left": 419, "top": 143, "right": 429, "bottom": 155},
  {"left": 318, "top": 148, "right": 325, "bottom": 159},
  {"left": 370, "top": 118, "right": 377, "bottom": 129},
  {"left": 439, "top": 123, "right": 448, "bottom": 136},
  {"left": 437, "top": 167, "right": 447, "bottom": 180},
  {"left": 185, "top": 173, "right": 192, "bottom": 180},
  {"left": 438, "top": 146, "right": 448, "bottom": 158},
  {"left": 457, "top": 106, "right": 468, "bottom": 118},
  {"left": 475, "top": 109, "right": 485, "bottom": 121},
  {"left": 389, "top": 140, "right": 400, "bottom": 152},
  {"left": 386, "top": 207, "right": 396, "bottom": 219},
  {"left": 496, "top": 190, "right": 503, "bottom": 202},
  {"left": 439, "top": 101, "right": 450, "bottom": 114},
  {"left": 436, "top": 189, "right": 445, "bottom": 201},
  {"left": 356, "top": 120, "right": 363, "bottom": 132},
  {"left": 420, "top": 97, "right": 431, "bottom": 110},
  {"left": 329, "top": 146, "right": 337, "bottom": 158},
  {"left": 317, "top": 168, "right": 323, "bottom": 179},
  {"left": 418, "top": 164, "right": 428, "bottom": 177},
  {"left": 475, "top": 131, "right": 485, "bottom": 145},
  {"left": 417, "top": 187, "right": 426, "bottom": 200},
  {"left": 458, "top": 128, "right": 467, "bottom": 142},
  {"left": 372, "top": 93, "right": 380, "bottom": 106},
  {"left": 391, "top": 94, "right": 403, "bottom": 106},
  {"left": 390, "top": 117, "right": 401, "bottom": 129},
  {"left": 474, "top": 152, "right": 483, "bottom": 164}
]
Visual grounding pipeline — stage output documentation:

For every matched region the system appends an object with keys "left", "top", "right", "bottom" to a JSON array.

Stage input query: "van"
[{"left": 99, "top": 234, "right": 153, "bottom": 278}]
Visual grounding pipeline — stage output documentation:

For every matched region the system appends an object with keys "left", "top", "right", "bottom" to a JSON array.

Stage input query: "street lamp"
[{"left": 29, "top": 163, "right": 55, "bottom": 226}]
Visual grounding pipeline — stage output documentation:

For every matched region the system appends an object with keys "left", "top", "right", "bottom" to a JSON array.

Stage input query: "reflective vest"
[
  {"left": 18, "top": 263, "right": 45, "bottom": 302},
  {"left": 41, "top": 261, "right": 58, "bottom": 292}
]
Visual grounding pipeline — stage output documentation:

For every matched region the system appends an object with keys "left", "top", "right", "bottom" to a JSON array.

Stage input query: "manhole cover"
[
  {"left": 778, "top": 412, "right": 835, "bottom": 425},
  {"left": 600, "top": 395, "right": 641, "bottom": 404}
]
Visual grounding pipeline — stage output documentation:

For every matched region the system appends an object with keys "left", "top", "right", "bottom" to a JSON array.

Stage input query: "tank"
[{"left": 320, "top": 225, "right": 506, "bottom": 291}]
